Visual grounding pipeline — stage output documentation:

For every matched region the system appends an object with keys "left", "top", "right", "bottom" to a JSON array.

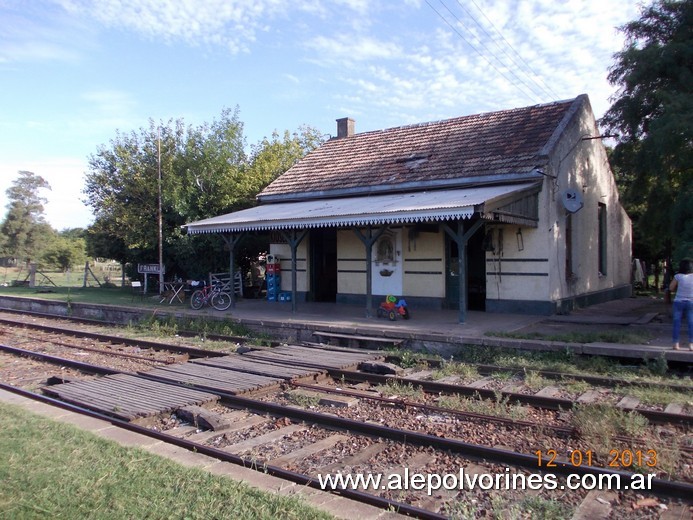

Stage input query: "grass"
[
  {"left": 487, "top": 329, "right": 656, "bottom": 345},
  {"left": 0, "top": 402, "right": 333, "bottom": 520},
  {"left": 571, "top": 403, "right": 649, "bottom": 449},
  {"left": 437, "top": 391, "right": 528, "bottom": 421},
  {"left": 135, "top": 314, "right": 254, "bottom": 341},
  {"left": 614, "top": 384, "right": 692, "bottom": 406},
  {"left": 570, "top": 403, "right": 688, "bottom": 478},
  {"left": 560, "top": 378, "right": 592, "bottom": 395},
  {"left": 431, "top": 362, "right": 480, "bottom": 382},
  {"left": 384, "top": 348, "right": 436, "bottom": 370},
  {"left": 375, "top": 380, "right": 425, "bottom": 400},
  {"left": 0, "top": 264, "right": 123, "bottom": 288},
  {"left": 522, "top": 370, "right": 549, "bottom": 391},
  {"left": 0, "top": 284, "right": 152, "bottom": 307},
  {"left": 444, "top": 493, "right": 571, "bottom": 520},
  {"left": 285, "top": 390, "right": 321, "bottom": 408},
  {"left": 447, "top": 346, "right": 692, "bottom": 387}
]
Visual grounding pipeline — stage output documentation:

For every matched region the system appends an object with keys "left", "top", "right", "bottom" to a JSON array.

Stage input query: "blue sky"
[{"left": 0, "top": 0, "right": 641, "bottom": 230}]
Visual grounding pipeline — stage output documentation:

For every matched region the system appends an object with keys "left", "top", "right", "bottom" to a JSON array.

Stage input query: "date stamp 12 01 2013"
[{"left": 535, "top": 449, "right": 657, "bottom": 469}]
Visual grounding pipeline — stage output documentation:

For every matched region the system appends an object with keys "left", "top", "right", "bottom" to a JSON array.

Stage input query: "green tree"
[
  {"left": 232, "top": 127, "right": 326, "bottom": 274},
  {"left": 247, "top": 126, "right": 325, "bottom": 188},
  {"left": 83, "top": 107, "right": 325, "bottom": 279},
  {"left": 0, "top": 171, "right": 54, "bottom": 263},
  {"left": 601, "top": 0, "right": 693, "bottom": 265},
  {"left": 41, "top": 235, "right": 87, "bottom": 271}
]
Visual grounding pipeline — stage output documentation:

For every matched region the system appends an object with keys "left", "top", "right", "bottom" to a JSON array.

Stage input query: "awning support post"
[
  {"left": 353, "top": 225, "right": 389, "bottom": 318},
  {"left": 220, "top": 232, "right": 245, "bottom": 309},
  {"left": 442, "top": 220, "right": 484, "bottom": 324},
  {"left": 280, "top": 229, "right": 308, "bottom": 313}
]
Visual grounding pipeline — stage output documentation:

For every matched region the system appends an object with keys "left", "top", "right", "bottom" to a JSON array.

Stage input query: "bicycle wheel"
[
  {"left": 190, "top": 290, "right": 205, "bottom": 310},
  {"left": 211, "top": 291, "right": 232, "bottom": 311}
]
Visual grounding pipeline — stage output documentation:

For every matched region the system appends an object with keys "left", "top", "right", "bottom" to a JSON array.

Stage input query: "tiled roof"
[{"left": 259, "top": 96, "right": 581, "bottom": 201}]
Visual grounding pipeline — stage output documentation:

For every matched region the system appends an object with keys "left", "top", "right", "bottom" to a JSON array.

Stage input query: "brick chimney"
[{"left": 336, "top": 117, "right": 355, "bottom": 138}]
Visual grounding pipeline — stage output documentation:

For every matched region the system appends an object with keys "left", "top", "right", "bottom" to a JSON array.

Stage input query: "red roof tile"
[{"left": 259, "top": 97, "right": 579, "bottom": 201}]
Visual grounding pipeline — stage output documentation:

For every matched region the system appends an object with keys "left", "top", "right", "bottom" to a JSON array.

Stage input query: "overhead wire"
[
  {"left": 464, "top": 0, "right": 561, "bottom": 99},
  {"left": 424, "top": 0, "right": 541, "bottom": 104}
]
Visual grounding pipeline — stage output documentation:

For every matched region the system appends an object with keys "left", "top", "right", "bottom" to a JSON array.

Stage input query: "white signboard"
[{"left": 137, "top": 263, "right": 165, "bottom": 274}]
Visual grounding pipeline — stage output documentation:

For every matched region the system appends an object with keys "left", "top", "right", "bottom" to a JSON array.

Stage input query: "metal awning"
[{"left": 184, "top": 182, "right": 541, "bottom": 235}]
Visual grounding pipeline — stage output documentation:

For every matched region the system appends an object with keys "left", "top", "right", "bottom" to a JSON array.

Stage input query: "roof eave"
[{"left": 257, "top": 171, "right": 545, "bottom": 204}]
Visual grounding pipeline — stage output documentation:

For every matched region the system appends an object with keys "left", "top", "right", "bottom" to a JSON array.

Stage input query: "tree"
[
  {"left": 246, "top": 126, "right": 325, "bottom": 188},
  {"left": 83, "top": 107, "right": 325, "bottom": 279},
  {"left": 601, "top": 0, "right": 693, "bottom": 265},
  {"left": 41, "top": 234, "right": 87, "bottom": 271},
  {"left": 0, "top": 171, "right": 54, "bottom": 263}
]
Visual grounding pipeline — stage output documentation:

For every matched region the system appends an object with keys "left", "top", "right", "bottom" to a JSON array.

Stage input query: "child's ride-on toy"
[{"left": 377, "top": 295, "right": 410, "bottom": 321}]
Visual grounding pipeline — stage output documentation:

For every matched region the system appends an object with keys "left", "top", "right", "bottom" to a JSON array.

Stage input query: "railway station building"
[{"left": 184, "top": 94, "right": 632, "bottom": 322}]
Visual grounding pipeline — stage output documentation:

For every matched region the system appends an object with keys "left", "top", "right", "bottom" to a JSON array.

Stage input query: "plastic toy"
[{"left": 377, "top": 295, "right": 410, "bottom": 321}]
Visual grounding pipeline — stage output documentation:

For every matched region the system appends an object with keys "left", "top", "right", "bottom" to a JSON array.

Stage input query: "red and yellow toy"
[{"left": 377, "top": 295, "right": 410, "bottom": 321}]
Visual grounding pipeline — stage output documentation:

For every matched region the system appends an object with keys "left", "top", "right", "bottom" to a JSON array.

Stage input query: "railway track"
[{"left": 0, "top": 317, "right": 691, "bottom": 518}]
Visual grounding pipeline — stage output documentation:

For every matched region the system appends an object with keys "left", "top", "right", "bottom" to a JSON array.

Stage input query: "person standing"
[{"left": 670, "top": 259, "right": 693, "bottom": 350}]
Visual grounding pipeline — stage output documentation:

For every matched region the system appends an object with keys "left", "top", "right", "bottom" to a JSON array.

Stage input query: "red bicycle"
[{"left": 189, "top": 283, "right": 232, "bottom": 311}]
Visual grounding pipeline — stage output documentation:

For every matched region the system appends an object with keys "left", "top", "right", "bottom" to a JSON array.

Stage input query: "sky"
[{"left": 0, "top": 0, "right": 643, "bottom": 231}]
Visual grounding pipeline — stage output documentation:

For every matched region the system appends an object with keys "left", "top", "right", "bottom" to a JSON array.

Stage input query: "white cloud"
[
  {"left": 52, "top": 0, "right": 310, "bottom": 54},
  {"left": 283, "top": 74, "right": 300, "bottom": 84},
  {"left": 306, "top": 34, "right": 403, "bottom": 65},
  {"left": 0, "top": 3, "right": 94, "bottom": 64},
  {"left": 308, "top": 0, "right": 642, "bottom": 129}
]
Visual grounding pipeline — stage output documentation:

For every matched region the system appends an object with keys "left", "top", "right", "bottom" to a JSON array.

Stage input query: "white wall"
[{"left": 541, "top": 96, "right": 632, "bottom": 303}]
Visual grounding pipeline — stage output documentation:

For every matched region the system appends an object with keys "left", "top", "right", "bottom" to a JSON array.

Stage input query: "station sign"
[{"left": 137, "top": 263, "right": 165, "bottom": 274}]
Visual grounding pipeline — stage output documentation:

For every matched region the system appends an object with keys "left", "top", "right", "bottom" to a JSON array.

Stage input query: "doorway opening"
[
  {"left": 310, "top": 228, "right": 337, "bottom": 302},
  {"left": 445, "top": 225, "right": 486, "bottom": 310}
]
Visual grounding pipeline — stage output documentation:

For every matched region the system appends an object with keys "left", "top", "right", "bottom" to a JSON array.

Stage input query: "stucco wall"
[
  {"left": 402, "top": 228, "right": 445, "bottom": 298},
  {"left": 336, "top": 230, "right": 366, "bottom": 295},
  {"left": 484, "top": 225, "right": 551, "bottom": 302},
  {"left": 542, "top": 96, "right": 632, "bottom": 307}
]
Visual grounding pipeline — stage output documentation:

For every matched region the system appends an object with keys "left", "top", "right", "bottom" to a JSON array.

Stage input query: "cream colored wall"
[
  {"left": 337, "top": 230, "right": 366, "bottom": 294},
  {"left": 402, "top": 228, "right": 445, "bottom": 297},
  {"left": 269, "top": 241, "right": 309, "bottom": 292},
  {"left": 540, "top": 96, "right": 632, "bottom": 302},
  {"left": 485, "top": 97, "right": 631, "bottom": 305},
  {"left": 337, "top": 227, "right": 445, "bottom": 298},
  {"left": 484, "top": 225, "right": 551, "bottom": 301}
]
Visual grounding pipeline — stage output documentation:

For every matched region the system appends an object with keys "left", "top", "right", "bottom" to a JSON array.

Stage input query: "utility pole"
[{"left": 158, "top": 127, "right": 164, "bottom": 295}]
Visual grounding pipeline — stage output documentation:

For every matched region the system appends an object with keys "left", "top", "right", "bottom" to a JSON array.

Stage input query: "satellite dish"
[{"left": 562, "top": 189, "right": 584, "bottom": 213}]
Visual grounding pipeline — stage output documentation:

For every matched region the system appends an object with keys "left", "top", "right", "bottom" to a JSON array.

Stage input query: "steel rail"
[
  {"left": 0, "top": 307, "right": 279, "bottom": 346},
  {"left": 292, "top": 380, "right": 573, "bottom": 433},
  {"left": 0, "top": 346, "right": 690, "bottom": 500},
  {"left": 3, "top": 340, "right": 691, "bottom": 454},
  {"left": 290, "top": 381, "right": 693, "bottom": 454},
  {"left": 3, "top": 307, "right": 689, "bottom": 387},
  {"left": 10, "top": 333, "right": 174, "bottom": 364},
  {"left": 2, "top": 341, "right": 685, "bottom": 458},
  {"left": 0, "top": 317, "right": 225, "bottom": 359},
  {"left": 0, "top": 382, "right": 445, "bottom": 520},
  {"left": 328, "top": 369, "right": 693, "bottom": 427},
  {"left": 392, "top": 358, "right": 693, "bottom": 393},
  {"left": 135, "top": 373, "right": 693, "bottom": 500},
  {"left": 0, "top": 343, "right": 125, "bottom": 376}
]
